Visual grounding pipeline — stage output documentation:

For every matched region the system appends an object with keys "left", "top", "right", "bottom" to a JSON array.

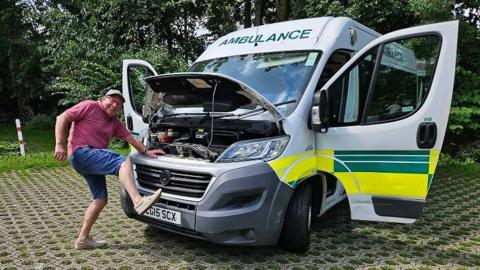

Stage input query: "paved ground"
[{"left": 0, "top": 166, "right": 479, "bottom": 270}]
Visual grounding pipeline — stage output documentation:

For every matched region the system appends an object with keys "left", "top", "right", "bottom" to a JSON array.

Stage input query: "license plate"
[{"left": 143, "top": 206, "right": 181, "bottom": 225}]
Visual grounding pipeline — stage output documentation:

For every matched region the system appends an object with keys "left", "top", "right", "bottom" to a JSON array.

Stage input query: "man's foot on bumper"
[
  {"left": 134, "top": 188, "right": 162, "bottom": 215},
  {"left": 74, "top": 238, "right": 107, "bottom": 250}
]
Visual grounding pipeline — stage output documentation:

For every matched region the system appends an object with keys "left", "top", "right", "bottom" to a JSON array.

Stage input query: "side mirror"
[{"left": 311, "top": 90, "right": 329, "bottom": 133}]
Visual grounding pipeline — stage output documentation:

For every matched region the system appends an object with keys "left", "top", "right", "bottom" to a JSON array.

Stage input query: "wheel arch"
[{"left": 294, "top": 173, "right": 326, "bottom": 217}]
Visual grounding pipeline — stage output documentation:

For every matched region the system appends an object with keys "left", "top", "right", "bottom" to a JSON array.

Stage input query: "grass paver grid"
[{"left": 0, "top": 163, "right": 479, "bottom": 270}]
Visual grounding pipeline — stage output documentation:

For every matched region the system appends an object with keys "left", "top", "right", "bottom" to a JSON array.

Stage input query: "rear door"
[
  {"left": 313, "top": 21, "right": 458, "bottom": 223},
  {"left": 122, "top": 60, "right": 158, "bottom": 141}
]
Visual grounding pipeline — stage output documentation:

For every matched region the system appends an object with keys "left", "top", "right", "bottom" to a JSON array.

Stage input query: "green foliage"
[
  {"left": 0, "top": 0, "right": 51, "bottom": 121},
  {"left": 439, "top": 153, "right": 480, "bottom": 175},
  {"left": 0, "top": 141, "right": 18, "bottom": 155},
  {"left": 124, "top": 46, "right": 188, "bottom": 74},
  {"left": 445, "top": 24, "right": 480, "bottom": 146},
  {"left": 32, "top": 1, "right": 192, "bottom": 107},
  {"left": 456, "top": 141, "right": 480, "bottom": 163},
  {"left": 26, "top": 114, "right": 55, "bottom": 130},
  {"left": 110, "top": 137, "right": 128, "bottom": 150},
  {"left": 206, "top": 0, "right": 242, "bottom": 38}
]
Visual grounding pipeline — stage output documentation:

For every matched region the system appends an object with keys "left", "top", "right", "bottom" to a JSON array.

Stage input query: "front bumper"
[{"left": 120, "top": 161, "right": 293, "bottom": 246}]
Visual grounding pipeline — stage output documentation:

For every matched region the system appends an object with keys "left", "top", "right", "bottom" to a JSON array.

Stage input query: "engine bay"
[{"left": 146, "top": 116, "right": 280, "bottom": 162}]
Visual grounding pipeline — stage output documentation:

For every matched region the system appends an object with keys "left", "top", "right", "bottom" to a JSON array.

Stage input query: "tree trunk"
[
  {"left": 244, "top": 0, "right": 252, "bottom": 28},
  {"left": 276, "top": 0, "right": 290, "bottom": 22},
  {"left": 254, "top": 0, "right": 266, "bottom": 26},
  {"left": 183, "top": 7, "right": 188, "bottom": 62}
]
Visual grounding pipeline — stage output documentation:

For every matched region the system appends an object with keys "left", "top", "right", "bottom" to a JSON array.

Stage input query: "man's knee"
[
  {"left": 120, "top": 159, "right": 132, "bottom": 172},
  {"left": 92, "top": 198, "right": 108, "bottom": 208}
]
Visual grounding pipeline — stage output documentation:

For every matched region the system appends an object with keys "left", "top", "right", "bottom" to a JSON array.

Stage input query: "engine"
[{"left": 145, "top": 116, "right": 280, "bottom": 162}]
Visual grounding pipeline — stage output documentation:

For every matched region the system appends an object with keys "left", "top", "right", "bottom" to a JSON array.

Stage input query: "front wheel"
[{"left": 279, "top": 183, "right": 312, "bottom": 252}]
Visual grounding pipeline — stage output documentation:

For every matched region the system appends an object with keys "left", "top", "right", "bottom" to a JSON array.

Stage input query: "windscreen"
[{"left": 189, "top": 51, "right": 321, "bottom": 115}]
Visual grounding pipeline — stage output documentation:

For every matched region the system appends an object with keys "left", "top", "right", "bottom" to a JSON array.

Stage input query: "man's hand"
[
  {"left": 55, "top": 112, "right": 71, "bottom": 162},
  {"left": 55, "top": 144, "right": 67, "bottom": 161},
  {"left": 145, "top": 149, "right": 165, "bottom": 158}
]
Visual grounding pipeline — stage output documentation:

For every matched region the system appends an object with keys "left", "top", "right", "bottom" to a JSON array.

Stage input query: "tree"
[
  {"left": 205, "top": 0, "right": 242, "bottom": 37},
  {"left": 254, "top": 0, "right": 268, "bottom": 25},
  {"left": 27, "top": 0, "right": 191, "bottom": 107},
  {"left": 276, "top": 0, "right": 291, "bottom": 22},
  {"left": 0, "top": 0, "right": 50, "bottom": 121}
]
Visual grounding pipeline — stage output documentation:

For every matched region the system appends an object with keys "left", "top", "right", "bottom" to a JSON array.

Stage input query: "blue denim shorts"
[{"left": 69, "top": 147, "right": 126, "bottom": 199}]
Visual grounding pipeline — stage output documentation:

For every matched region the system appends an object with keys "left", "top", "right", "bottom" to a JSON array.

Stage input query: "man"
[{"left": 54, "top": 89, "right": 164, "bottom": 250}]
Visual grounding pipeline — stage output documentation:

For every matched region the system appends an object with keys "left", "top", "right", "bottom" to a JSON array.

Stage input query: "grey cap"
[{"left": 104, "top": 89, "right": 125, "bottom": 102}]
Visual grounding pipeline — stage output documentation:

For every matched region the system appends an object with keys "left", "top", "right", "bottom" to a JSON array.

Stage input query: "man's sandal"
[
  {"left": 74, "top": 238, "right": 107, "bottom": 250},
  {"left": 134, "top": 188, "right": 162, "bottom": 215}
]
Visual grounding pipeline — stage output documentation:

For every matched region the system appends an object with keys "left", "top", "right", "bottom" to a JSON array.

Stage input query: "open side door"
[
  {"left": 313, "top": 21, "right": 458, "bottom": 223},
  {"left": 122, "top": 60, "right": 158, "bottom": 142}
]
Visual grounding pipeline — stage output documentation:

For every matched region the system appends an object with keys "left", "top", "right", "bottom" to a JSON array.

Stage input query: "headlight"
[{"left": 216, "top": 136, "right": 289, "bottom": 162}]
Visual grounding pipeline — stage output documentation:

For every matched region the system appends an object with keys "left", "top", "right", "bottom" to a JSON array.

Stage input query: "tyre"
[{"left": 279, "top": 182, "right": 312, "bottom": 252}]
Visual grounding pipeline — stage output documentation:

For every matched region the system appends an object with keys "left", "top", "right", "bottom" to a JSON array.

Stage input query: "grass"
[{"left": 0, "top": 125, "right": 129, "bottom": 173}]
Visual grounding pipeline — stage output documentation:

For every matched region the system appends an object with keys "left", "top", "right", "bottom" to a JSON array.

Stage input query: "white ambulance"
[{"left": 120, "top": 17, "right": 458, "bottom": 252}]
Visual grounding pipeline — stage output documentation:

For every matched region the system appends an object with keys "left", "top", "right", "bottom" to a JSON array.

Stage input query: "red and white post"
[{"left": 15, "top": 119, "right": 25, "bottom": 156}]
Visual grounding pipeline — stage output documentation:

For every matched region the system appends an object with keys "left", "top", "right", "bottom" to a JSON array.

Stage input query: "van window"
[
  {"left": 365, "top": 35, "right": 441, "bottom": 123},
  {"left": 328, "top": 48, "right": 378, "bottom": 126},
  {"left": 128, "top": 65, "right": 154, "bottom": 115}
]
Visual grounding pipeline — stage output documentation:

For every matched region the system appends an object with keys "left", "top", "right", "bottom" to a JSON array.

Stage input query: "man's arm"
[
  {"left": 124, "top": 134, "right": 165, "bottom": 158},
  {"left": 54, "top": 112, "right": 72, "bottom": 161}
]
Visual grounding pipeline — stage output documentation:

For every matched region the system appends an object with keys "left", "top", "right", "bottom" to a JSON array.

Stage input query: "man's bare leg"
[
  {"left": 118, "top": 159, "right": 142, "bottom": 206},
  {"left": 77, "top": 199, "right": 108, "bottom": 242}
]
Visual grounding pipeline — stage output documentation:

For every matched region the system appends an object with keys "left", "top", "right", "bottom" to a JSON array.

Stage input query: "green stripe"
[
  {"left": 334, "top": 161, "right": 429, "bottom": 174},
  {"left": 428, "top": 174, "right": 433, "bottom": 189},
  {"left": 337, "top": 156, "right": 429, "bottom": 162},
  {"left": 335, "top": 150, "right": 430, "bottom": 156},
  {"left": 129, "top": 131, "right": 140, "bottom": 136},
  {"left": 288, "top": 179, "right": 299, "bottom": 188}
]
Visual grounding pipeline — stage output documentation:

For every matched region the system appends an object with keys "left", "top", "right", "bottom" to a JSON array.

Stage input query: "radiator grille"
[{"left": 135, "top": 164, "right": 212, "bottom": 198}]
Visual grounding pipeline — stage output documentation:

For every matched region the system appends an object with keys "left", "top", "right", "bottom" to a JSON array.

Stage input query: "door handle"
[
  {"left": 127, "top": 115, "right": 133, "bottom": 131},
  {"left": 416, "top": 122, "right": 437, "bottom": 149}
]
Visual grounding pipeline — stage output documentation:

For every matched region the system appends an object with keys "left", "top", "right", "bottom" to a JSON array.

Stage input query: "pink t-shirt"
[{"left": 66, "top": 100, "right": 130, "bottom": 156}]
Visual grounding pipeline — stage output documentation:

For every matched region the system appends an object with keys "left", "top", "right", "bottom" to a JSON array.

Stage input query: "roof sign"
[{"left": 218, "top": 29, "right": 313, "bottom": 46}]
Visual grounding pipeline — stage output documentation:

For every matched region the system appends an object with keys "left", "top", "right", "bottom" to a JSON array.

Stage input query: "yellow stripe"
[
  {"left": 429, "top": 149, "right": 440, "bottom": 174},
  {"left": 268, "top": 151, "right": 314, "bottom": 180},
  {"left": 315, "top": 150, "right": 334, "bottom": 173},
  {"left": 333, "top": 172, "right": 360, "bottom": 194},
  {"left": 352, "top": 172, "right": 428, "bottom": 198},
  {"left": 284, "top": 155, "right": 317, "bottom": 183}
]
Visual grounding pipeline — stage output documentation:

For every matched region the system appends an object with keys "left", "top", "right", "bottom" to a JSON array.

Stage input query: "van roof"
[{"left": 195, "top": 17, "right": 380, "bottom": 62}]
